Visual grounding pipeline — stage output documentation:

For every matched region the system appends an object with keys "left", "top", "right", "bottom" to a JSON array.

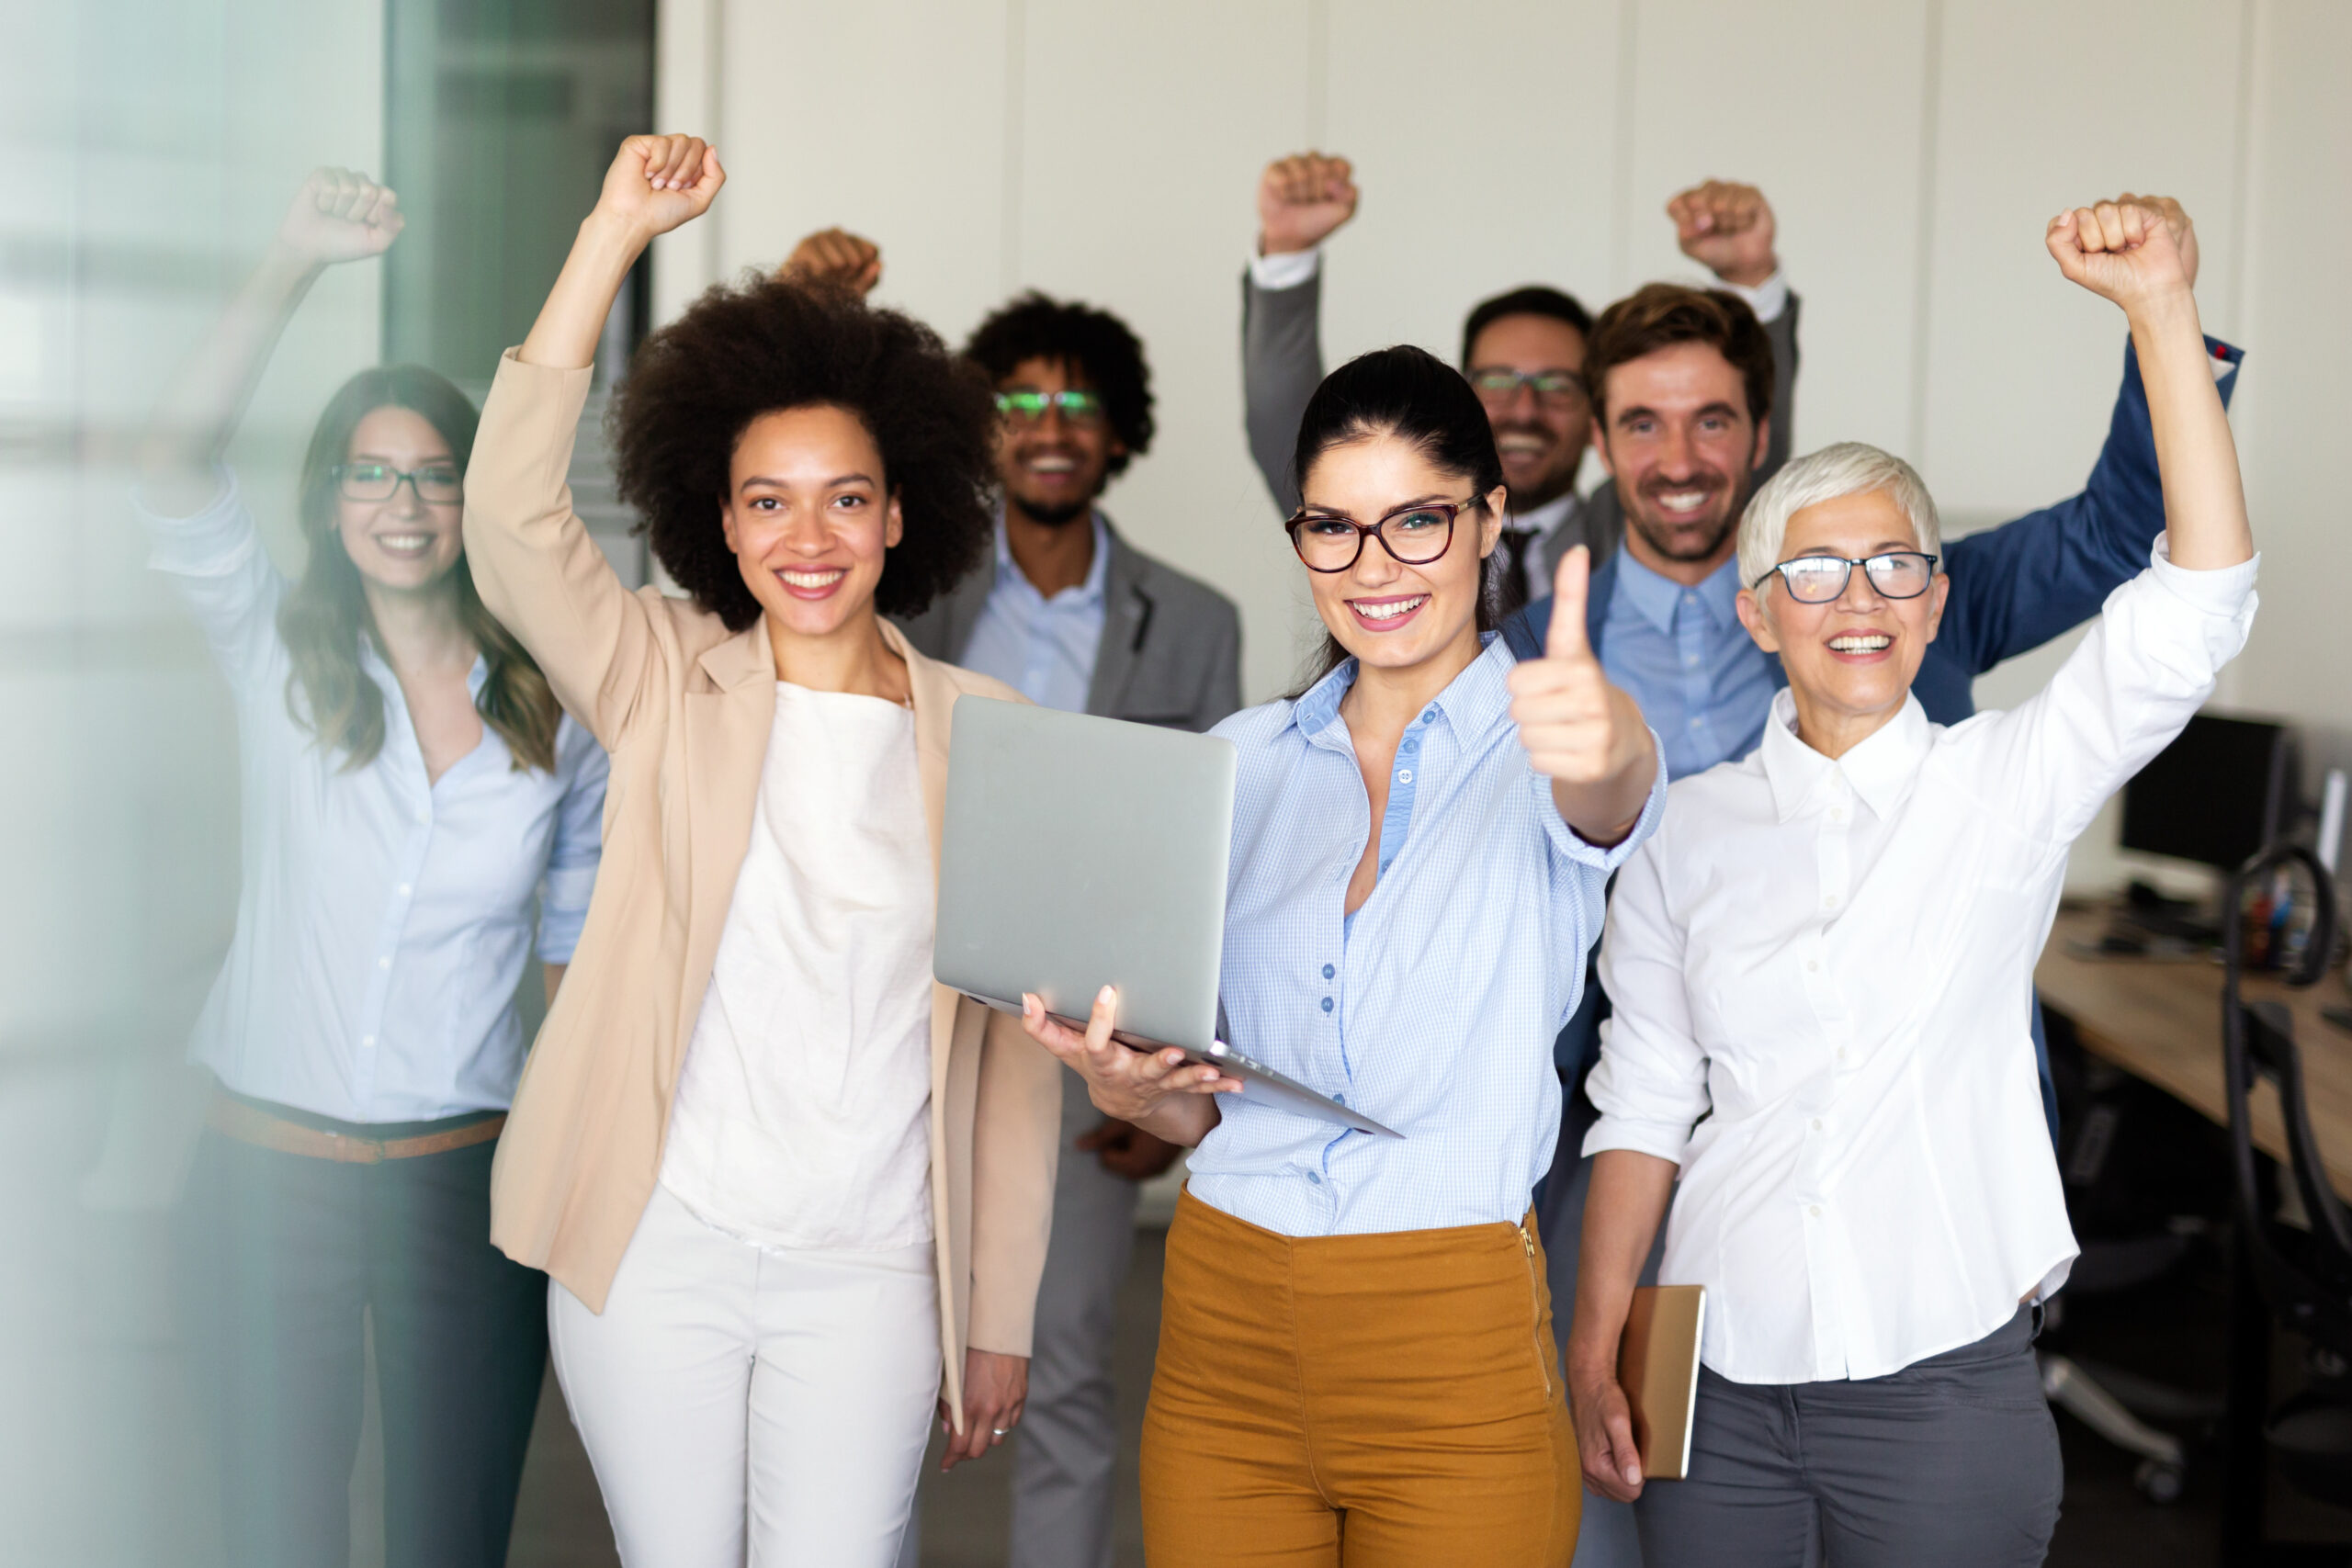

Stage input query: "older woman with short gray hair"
[{"left": 1565, "top": 199, "right": 2258, "bottom": 1568}]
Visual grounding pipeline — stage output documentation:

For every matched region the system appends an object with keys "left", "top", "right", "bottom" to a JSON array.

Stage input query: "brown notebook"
[{"left": 1616, "top": 1285, "right": 1707, "bottom": 1482}]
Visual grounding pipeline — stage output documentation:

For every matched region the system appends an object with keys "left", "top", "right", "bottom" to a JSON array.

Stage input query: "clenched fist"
[
  {"left": 1508, "top": 547, "right": 1657, "bottom": 847},
  {"left": 277, "top": 167, "right": 402, "bottom": 266},
  {"left": 2046, "top": 199, "right": 2193, "bottom": 315},
  {"left": 780, "top": 227, "right": 882, "bottom": 295},
  {"left": 1258, "top": 152, "right": 1359, "bottom": 256},
  {"left": 1667, "top": 180, "right": 1776, "bottom": 289},
  {"left": 591, "top": 133, "right": 725, "bottom": 246}
]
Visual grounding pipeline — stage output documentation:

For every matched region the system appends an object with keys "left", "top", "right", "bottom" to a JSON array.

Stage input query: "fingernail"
[{"left": 1098, "top": 985, "right": 1114, "bottom": 1002}]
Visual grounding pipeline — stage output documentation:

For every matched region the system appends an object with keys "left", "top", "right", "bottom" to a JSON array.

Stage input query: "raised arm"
[
  {"left": 1242, "top": 152, "right": 1358, "bottom": 513},
  {"left": 1940, "top": 196, "right": 2241, "bottom": 675},
  {"left": 463, "top": 135, "right": 723, "bottom": 744},
  {"left": 2048, "top": 201, "right": 2249, "bottom": 570},
  {"left": 776, "top": 226, "right": 882, "bottom": 296},
  {"left": 140, "top": 168, "right": 402, "bottom": 515},
  {"left": 1669, "top": 179, "right": 1800, "bottom": 484}
]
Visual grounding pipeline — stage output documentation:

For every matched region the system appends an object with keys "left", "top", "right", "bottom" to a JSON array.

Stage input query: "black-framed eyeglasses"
[
  {"left": 1466, "top": 367, "right": 1585, "bottom": 407},
  {"left": 1285, "top": 495, "right": 1480, "bottom": 573},
  {"left": 994, "top": 389, "right": 1107, "bottom": 428},
  {"left": 333, "top": 461, "right": 463, "bottom": 504},
  {"left": 1753, "top": 551, "right": 1939, "bottom": 604}
]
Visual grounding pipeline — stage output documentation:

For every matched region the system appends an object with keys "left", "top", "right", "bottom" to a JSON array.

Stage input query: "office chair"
[{"left": 2221, "top": 842, "right": 2352, "bottom": 1506}]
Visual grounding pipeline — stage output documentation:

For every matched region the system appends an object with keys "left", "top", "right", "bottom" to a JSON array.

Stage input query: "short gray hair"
[{"left": 1736, "top": 441, "right": 1942, "bottom": 592}]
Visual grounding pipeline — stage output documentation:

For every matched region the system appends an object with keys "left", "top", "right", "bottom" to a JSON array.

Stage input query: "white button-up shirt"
[{"left": 1586, "top": 537, "right": 2258, "bottom": 1384}]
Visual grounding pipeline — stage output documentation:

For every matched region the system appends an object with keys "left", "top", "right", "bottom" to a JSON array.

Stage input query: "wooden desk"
[
  {"left": 2036, "top": 906, "right": 2352, "bottom": 1193},
  {"left": 2037, "top": 904, "right": 2352, "bottom": 1563}
]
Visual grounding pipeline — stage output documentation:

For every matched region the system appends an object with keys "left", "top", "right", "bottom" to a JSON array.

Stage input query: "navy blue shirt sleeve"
[{"left": 1936, "top": 334, "right": 2243, "bottom": 682}]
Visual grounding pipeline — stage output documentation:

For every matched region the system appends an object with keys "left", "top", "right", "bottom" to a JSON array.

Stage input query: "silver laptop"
[{"left": 934, "top": 695, "right": 1397, "bottom": 1138}]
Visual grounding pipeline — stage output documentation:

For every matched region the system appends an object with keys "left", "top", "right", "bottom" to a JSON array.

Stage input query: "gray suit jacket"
[
  {"left": 894, "top": 518, "right": 1244, "bottom": 734},
  {"left": 1239, "top": 265, "right": 1803, "bottom": 580}
]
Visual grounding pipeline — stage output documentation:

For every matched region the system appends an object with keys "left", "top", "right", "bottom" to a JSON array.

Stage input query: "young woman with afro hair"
[{"left": 459, "top": 134, "right": 1061, "bottom": 1564}]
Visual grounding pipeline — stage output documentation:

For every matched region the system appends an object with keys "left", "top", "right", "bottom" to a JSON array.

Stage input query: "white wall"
[{"left": 660, "top": 0, "right": 2346, "bottom": 886}]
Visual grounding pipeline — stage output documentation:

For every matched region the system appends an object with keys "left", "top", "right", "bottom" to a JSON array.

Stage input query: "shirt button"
[
  {"left": 1812, "top": 1118, "right": 1824, "bottom": 1132},
  {"left": 360, "top": 1035, "right": 376, "bottom": 1049},
  {"left": 378, "top": 956, "right": 391, "bottom": 970},
  {"left": 1396, "top": 769, "right": 1412, "bottom": 784},
  {"left": 1837, "top": 1047, "right": 1849, "bottom": 1062},
  {"left": 1320, "top": 997, "right": 1333, "bottom": 1013},
  {"left": 1830, "top": 807, "right": 1846, "bottom": 822},
  {"left": 1321, "top": 964, "right": 1335, "bottom": 979},
  {"left": 1307, "top": 1170, "right": 1324, "bottom": 1186},
  {"left": 1808, "top": 1204, "right": 1823, "bottom": 1218},
  {"left": 397, "top": 884, "right": 413, "bottom": 897},
  {"left": 1420, "top": 711, "right": 1436, "bottom": 725},
  {"left": 1824, "top": 894, "right": 1839, "bottom": 908},
  {"left": 1334, "top": 1092, "right": 1347, "bottom": 1106},
  {"left": 1805, "top": 959, "right": 1819, "bottom": 972}
]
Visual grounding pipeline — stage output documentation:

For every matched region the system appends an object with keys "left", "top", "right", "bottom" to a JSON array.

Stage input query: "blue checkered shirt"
[{"left": 1185, "top": 635, "right": 1666, "bottom": 1236}]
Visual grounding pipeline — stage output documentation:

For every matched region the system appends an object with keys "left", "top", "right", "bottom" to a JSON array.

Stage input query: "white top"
[
  {"left": 139, "top": 472, "right": 608, "bottom": 1122},
  {"left": 1586, "top": 537, "right": 2258, "bottom": 1384},
  {"left": 660, "top": 682, "right": 938, "bottom": 1250}
]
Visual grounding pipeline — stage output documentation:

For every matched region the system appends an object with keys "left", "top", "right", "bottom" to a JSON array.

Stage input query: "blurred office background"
[{"left": 3, "top": 1, "right": 2346, "bottom": 1564}]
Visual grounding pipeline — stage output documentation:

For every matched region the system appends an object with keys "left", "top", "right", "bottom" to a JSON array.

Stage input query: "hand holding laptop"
[{"left": 1019, "top": 985, "right": 1243, "bottom": 1150}]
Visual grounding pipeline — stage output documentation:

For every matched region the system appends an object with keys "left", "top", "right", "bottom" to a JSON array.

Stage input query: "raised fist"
[
  {"left": 780, "top": 227, "right": 882, "bottom": 296},
  {"left": 2101, "top": 193, "right": 2199, "bottom": 290},
  {"left": 276, "top": 168, "right": 402, "bottom": 266},
  {"left": 2046, "top": 200, "right": 2193, "bottom": 313},
  {"left": 592, "top": 133, "right": 724, "bottom": 244},
  {"left": 1667, "top": 180, "right": 1776, "bottom": 289},
  {"left": 1258, "top": 152, "right": 1359, "bottom": 256}
]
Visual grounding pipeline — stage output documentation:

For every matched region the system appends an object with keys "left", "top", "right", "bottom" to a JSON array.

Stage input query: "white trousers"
[{"left": 548, "top": 1185, "right": 942, "bottom": 1568}]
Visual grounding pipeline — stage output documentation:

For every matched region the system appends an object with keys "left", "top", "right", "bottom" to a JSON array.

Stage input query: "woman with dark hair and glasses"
[
  {"left": 1020, "top": 343, "right": 1665, "bottom": 1562},
  {"left": 139, "top": 169, "right": 606, "bottom": 1568},
  {"left": 1569, "top": 204, "right": 2256, "bottom": 1567}
]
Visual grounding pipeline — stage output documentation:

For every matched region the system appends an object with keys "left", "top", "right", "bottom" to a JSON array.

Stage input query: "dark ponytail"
[{"left": 1287, "top": 344, "right": 1505, "bottom": 689}]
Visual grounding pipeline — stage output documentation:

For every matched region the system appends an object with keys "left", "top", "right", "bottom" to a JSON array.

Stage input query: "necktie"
[{"left": 1496, "top": 526, "right": 1540, "bottom": 618}]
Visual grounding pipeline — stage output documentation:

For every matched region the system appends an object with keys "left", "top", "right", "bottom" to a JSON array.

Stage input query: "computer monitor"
[{"left": 2120, "top": 713, "right": 2292, "bottom": 872}]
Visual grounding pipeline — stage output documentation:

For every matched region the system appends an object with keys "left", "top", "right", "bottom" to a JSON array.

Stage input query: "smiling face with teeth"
[
  {"left": 719, "top": 403, "right": 904, "bottom": 646},
  {"left": 332, "top": 406, "right": 466, "bottom": 594},
  {"left": 1736, "top": 488, "right": 1949, "bottom": 759},
  {"left": 1298, "top": 432, "right": 1504, "bottom": 679},
  {"left": 1593, "top": 342, "right": 1770, "bottom": 581},
  {"left": 996, "top": 355, "right": 1125, "bottom": 528}
]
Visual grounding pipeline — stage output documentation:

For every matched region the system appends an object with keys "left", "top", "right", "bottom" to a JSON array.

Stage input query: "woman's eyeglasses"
[
  {"left": 332, "top": 462, "right": 463, "bottom": 504},
  {"left": 995, "top": 389, "right": 1107, "bottom": 428},
  {"left": 1753, "top": 551, "right": 1939, "bottom": 604},
  {"left": 1284, "top": 496, "right": 1478, "bottom": 573}
]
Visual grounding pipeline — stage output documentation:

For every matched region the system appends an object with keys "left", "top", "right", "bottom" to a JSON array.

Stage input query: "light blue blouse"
[
  {"left": 141, "top": 472, "right": 608, "bottom": 1123},
  {"left": 1186, "top": 635, "right": 1665, "bottom": 1236}
]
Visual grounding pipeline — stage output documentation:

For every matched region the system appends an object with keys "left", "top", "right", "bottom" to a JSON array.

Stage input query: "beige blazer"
[{"left": 462, "top": 352, "right": 1061, "bottom": 1429}]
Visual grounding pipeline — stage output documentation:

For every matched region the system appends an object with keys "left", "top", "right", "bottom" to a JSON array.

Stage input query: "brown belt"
[{"left": 208, "top": 1094, "right": 506, "bottom": 1164}]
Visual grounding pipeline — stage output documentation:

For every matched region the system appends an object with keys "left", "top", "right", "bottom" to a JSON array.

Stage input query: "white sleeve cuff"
[
  {"left": 1718, "top": 270, "right": 1789, "bottom": 323},
  {"left": 135, "top": 467, "right": 263, "bottom": 577},
  {"left": 1249, "top": 248, "right": 1321, "bottom": 291},
  {"left": 2147, "top": 533, "right": 2260, "bottom": 615}
]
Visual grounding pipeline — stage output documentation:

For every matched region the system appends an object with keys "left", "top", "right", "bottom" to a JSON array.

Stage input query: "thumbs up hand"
[{"left": 1506, "top": 547, "right": 1659, "bottom": 848}]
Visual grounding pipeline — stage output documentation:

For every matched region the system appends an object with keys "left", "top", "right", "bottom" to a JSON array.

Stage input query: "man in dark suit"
[{"left": 1242, "top": 153, "right": 1799, "bottom": 617}]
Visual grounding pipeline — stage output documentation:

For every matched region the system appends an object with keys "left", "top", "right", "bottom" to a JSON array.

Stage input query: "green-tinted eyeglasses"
[
  {"left": 995, "top": 389, "right": 1107, "bottom": 428},
  {"left": 333, "top": 461, "right": 463, "bottom": 504},
  {"left": 1467, "top": 367, "right": 1585, "bottom": 406}
]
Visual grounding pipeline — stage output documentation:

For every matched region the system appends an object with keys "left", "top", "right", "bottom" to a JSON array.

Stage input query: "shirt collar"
[
  {"left": 1758, "top": 687, "right": 1932, "bottom": 823},
  {"left": 1613, "top": 549, "right": 1742, "bottom": 637},
  {"left": 1289, "top": 632, "right": 1514, "bottom": 748},
  {"left": 992, "top": 505, "right": 1112, "bottom": 607},
  {"left": 1505, "top": 491, "right": 1579, "bottom": 540}
]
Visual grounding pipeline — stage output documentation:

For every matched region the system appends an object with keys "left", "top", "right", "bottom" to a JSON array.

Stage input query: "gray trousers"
[
  {"left": 894, "top": 1068, "right": 1138, "bottom": 1568},
  {"left": 1636, "top": 1307, "right": 2062, "bottom": 1568},
  {"left": 1010, "top": 1065, "right": 1141, "bottom": 1568},
  {"left": 1540, "top": 1089, "right": 1657, "bottom": 1568}
]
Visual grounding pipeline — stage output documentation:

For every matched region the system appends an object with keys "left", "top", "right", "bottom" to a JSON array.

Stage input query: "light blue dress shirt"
[
  {"left": 956, "top": 512, "right": 1111, "bottom": 713},
  {"left": 1600, "top": 551, "right": 1778, "bottom": 780},
  {"left": 1186, "top": 636, "right": 1666, "bottom": 1236},
  {"left": 141, "top": 472, "right": 608, "bottom": 1123}
]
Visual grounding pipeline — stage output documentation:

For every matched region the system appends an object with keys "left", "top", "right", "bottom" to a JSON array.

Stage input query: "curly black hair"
[
  {"left": 612, "top": 277, "right": 998, "bottom": 631},
  {"left": 963, "top": 292, "right": 1155, "bottom": 476}
]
